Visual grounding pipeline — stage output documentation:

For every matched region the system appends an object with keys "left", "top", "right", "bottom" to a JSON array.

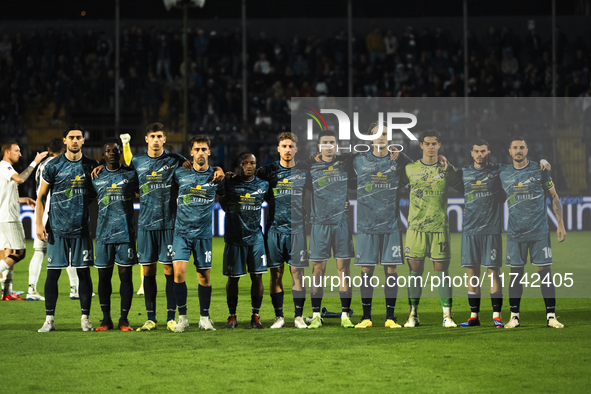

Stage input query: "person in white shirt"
[{"left": 0, "top": 140, "right": 47, "bottom": 300}]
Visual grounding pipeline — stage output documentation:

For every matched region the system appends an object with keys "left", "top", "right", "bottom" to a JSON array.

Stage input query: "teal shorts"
[
  {"left": 265, "top": 227, "right": 308, "bottom": 268},
  {"left": 461, "top": 233, "right": 502, "bottom": 268},
  {"left": 172, "top": 236, "right": 213, "bottom": 270},
  {"left": 137, "top": 229, "right": 174, "bottom": 265},
  {"left": 95, "top": 241, "right": 137, "bottom": 268},
  {"left": 506, "top": 234, "right": 552, "bottom": 267},
  {"left": 309, "top": 222, "right": 355, "bottom": 261},
  {"left": 47, "top": 235, "right": 94, "bottom": 269},
  {"left": 223, "top": 243, "right": 267, "bottom": 277},
  {"left": 355, "top": 231, "right": 403, "bottom": 266}
]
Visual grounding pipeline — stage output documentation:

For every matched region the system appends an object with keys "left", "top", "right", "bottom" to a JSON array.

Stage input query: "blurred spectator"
[
  {"left": 51, "top": 71, "right": 71, "bottom": 123},
  {"left": 194, "top": 28, "right": 209, "bottom": 72},
  {"left": 168, "top": 84, "right": 181, "bottom": 133},
  {"left": 254, "top": 53, "right": 271, "bottom": 74},
  {"left": 384, "top": 29, "right": 398, "bottom": 65},
  {"left": 0, "top": 35, "right": 13, "bottom": 62},
  {"left": 201, "top": 92, "right": 220, "bottom": 127},
  {"left": 366, "top": 28, "right": 385, "bottom": 65},
  {"left": 96, "top": 32, "right": 113, "bottom": 69},
  {"left": 144, "top": 71, "right": 162, "bottom": 122},
  {"left": 156, "top": 32, "right": 173, "bottom": 83},
  {"left": 501, "top": 48, "right": 519, "bottom": 76}
]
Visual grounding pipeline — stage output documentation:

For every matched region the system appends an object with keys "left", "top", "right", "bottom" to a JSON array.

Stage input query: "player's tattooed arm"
[
  {"left": 540, "top": 159, "right": 551, "bottom": 171},
  {"left": 91, "top": 165, "right": 105, "bottom": 179},
  {"left": 213, "top": 166, "right": 225, "bottom": 182},
  {"left": 35, "top": 180, "right": 50, "bottom": 241},
  {"left": 548, "top": 187, "right": 566, "bottom": 242},
  {"left": 182, "top": 160, "right": 192, "bottom": 170},
  {"left": 12, "top": 151, "right": 48, "bottom": 184}
]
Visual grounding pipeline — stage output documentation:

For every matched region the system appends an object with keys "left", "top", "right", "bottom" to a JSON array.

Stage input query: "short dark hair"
[
  {"left": 102, "top": 137, "right": 120, "bottom": 149},
  {"left": 47, "top": 138, "right": 64, "bottom": 154},
  {"left": 63, "top": 124, "right": 86, "bottom": 138},
  {"left": 419, "top": 129, "right": 441, "bottom": 144},
  {"left": 317, "top": 130, "right": 337, "bottom": 144},
  {"left": 1, "top": 140, "right": 18, "bottom": 157},
  {"left": 190, "top": 134, "right": 211, "bottom": 149},
  {"left": 277, "top": 132, "right": 298, "bottom": 144},
  {"left": 471, "top": 139, "right": 490, "bottom": 149},
  {"left": 146, "top": 122, "right": 165, "bottom": 135},
  {"left": 509, "top": 136, "right": 527, "bottom": 148},
  {"left": 236, "top": 151, "right": 255, "bottom": 167},
  {"left": 366, "top": 121, "right": 386, "bottom": 136}
]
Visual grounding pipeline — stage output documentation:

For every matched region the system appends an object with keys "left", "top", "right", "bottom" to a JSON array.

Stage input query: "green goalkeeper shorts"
[{"left": 404, "top": 229, "right": 451, "bottom": 262}]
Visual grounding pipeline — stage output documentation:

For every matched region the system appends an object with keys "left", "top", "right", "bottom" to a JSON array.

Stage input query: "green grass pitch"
[{"left": 2, "top": 232, "right": 590, "bottom": 393}]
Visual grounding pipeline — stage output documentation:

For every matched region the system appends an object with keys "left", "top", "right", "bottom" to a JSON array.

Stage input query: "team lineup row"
[{"left": 0, "top": 121, "right": 566, "bottom": 332}]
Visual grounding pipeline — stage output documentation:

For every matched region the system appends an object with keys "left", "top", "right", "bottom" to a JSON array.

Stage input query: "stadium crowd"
[{"left": 1, "top": 23, "right": 591, "bottom": 138}]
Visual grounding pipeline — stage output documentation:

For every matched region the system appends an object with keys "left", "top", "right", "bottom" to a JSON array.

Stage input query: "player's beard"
[{"left": 513, "top": 155, "right": 525, "bottom": 163}]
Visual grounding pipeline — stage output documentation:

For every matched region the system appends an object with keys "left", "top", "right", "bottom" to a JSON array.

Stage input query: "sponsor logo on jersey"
[
  {"left": 147, "top": 171, "right": 163, "bottom": 182},
  {"left": 470, "top": 179, "right": 488, "bottom": 191},
  {"left": 322, "top": 166, "right": 340, "bottom": 176},
  {"left": 240, "top": 193, "right": 256, "bottom": 205},
  {"left": 189, "top": 184, "right": 208, "bottom": 197}
]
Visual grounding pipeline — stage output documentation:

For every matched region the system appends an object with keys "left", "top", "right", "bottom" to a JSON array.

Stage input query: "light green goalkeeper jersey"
[{"left": 401, "top": 160, "right": 461, "bottom": 233}]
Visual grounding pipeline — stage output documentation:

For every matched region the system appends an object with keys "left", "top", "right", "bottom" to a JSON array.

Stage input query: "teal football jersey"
[
  {"left": 174, "top": 166, "right": 223, "bottom": 239},
  {"left": 458, "top": 163, "right": 504, "bottom": 235},
  {"left": 42, "top": 154, "right": 98, "bottom": 238},
  {"left": 500, "top": 161, "right": 554, "bottom": 242},
  {"left": 308, "top": 154, "right": 355, "bottom": 225},
  {"left": 92, "top": 166, "right": 138, "bottom": 244},
  {"left": 353, "top": 152, "right": 411, "bottom": 234},
  {"left": 220, "top": 176, "right": 269, "bottom": 245},
  {"left": 131, "top": 151, "right": 185, "bottom": 231},
  {"left": 258, "top": 161, "right": 310, "bottom": 234}
]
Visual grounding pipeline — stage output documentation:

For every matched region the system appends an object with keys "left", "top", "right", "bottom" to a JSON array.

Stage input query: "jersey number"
[
  {"left": 300, "top": 250, "right": 306, "bottom": 262},
  {"left": 128, "top": 248, "right": 134, "bottom": 259},
  {"left": 205, "top": 251, "right": 212, "bottom": 263},
  {"left": 167, "top": 245, "right": 173, "bottom": 257},
  {"left": 490, "top": 249, "right": 497, "bottom": 261},
  {"left": 391, "top": 246, "right": 401, "bottom": 258},
  {"left": 83, "top": 250, "right": 92, "bottom": 262},
  {"left": 543, "top": 247, "right": 552, "bottom": 259},
  {"left": 438, "top": 242, "right": 449, "bottom": 253},
  {"left": 261, "top": 255, "right": 267, "bottom": 267}
]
